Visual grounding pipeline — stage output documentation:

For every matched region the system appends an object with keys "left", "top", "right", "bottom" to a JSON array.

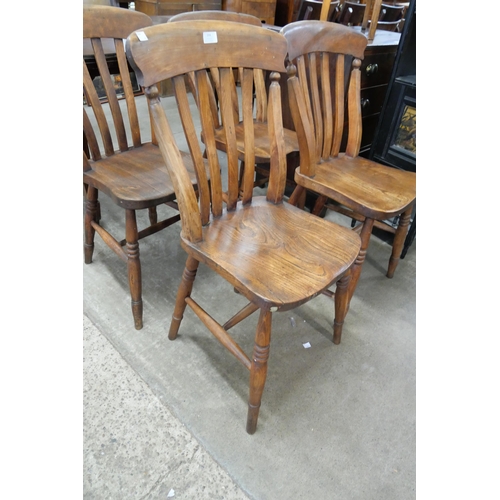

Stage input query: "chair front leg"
[
  {"left": 333, "top": 270, "right": 352, "bottom": 344},
  {"left": 84, "top": 185, "right": 98, "bottom": 264},
  {"left": 169, "top": 255, "right": 199, "bottom": 340},
  {"left": 387, "top": 206, "right": 413, "bottom": 278},
  {"left": 125, "top": 209, "right": 143, "bottom": 330},
  {"left": 246, "top": 308, "right": 272, "bottom": 434}
]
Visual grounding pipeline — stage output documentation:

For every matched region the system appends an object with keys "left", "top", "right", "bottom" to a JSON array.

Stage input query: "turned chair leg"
[
  {"left": 347, "top": 217, "right": 375, "bottom": 302},
  {"left": 246, "top": 309, "right": 272, "bottom": 435},
  {"left": 169, "top": 255, "right": 199, "bottom": 340},
  {"left": 84, "top": 186, "right": 98, "bottom": 264},
  {"left": 333, "top": 271, "right": 352, "bottom": 344},
  {"left": 125, "top": 209, "right": 143, "bottom": 330},
  {"left": 387, "top": 206, "right": 413, "bottom": 278}
]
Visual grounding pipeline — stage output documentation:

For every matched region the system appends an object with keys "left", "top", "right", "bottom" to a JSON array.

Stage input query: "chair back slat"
[
  {"left": 219, "top": 67, "right": 241, "bottom": 211},
  {"left": 115, "top": 39, "right": 142, "bottom": 148},
  {"left": 253, "top": 69, "right": 267, "bottom": 123},
  {"left": 91, "top": 38, "right": 129, "bottom": 152},
  {"left": 172, "top": 75, "right": 212, "bottom": 226},
  {"left": 295, "top": 56, "right": 314, "bottom": 139},
  {"left": 319, "top": 53, "right": 333, "bottom": 159},
  {"left": 306, "top": 53, "right": 323, "bottom": 158},
  {"left": 265, "top": 72, "right": 287, "bottom": 204},
  {"left": 147, "top": 86, "right": 203, "bottom": 243},
  {"left": 83, "top": 60, "right": 114, "bottom": 157},
  {"left": 196, "top": 69, "right": 224, "bottom": 218},
  {"left": 345, "top": 59, "right": 363, "bottom": 157},
  {"left": 240, "top": 68, "right": 257, "bottom": 204},
  {"left": 83, "top": 107, "right": 102, "bottom": 162},
  {"left": 126, "top": 20, "right": 288, "bottom": 241},
  {"left": 331, "top": 54, "right": 345, "bottom": 157}
]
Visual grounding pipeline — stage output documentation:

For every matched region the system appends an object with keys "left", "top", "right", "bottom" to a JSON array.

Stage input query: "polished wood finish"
[
  {"left": 282, "top": 21, "right": 415, "bottom": 299},
  {"left": 126, "top": 20, "right": 361, "bottom": 433},
  {"left": 83, "top": 5, "right": 203, "bottom": 329}
]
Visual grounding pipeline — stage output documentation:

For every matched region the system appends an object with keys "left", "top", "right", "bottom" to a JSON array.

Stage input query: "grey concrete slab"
[{"left": 84, "top": 314, "right": 250, "bottom": 499}]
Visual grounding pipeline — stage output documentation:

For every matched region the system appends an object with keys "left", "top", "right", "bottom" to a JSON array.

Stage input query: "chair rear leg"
[
  {"left": 347, "top": 218, "right": 375, "bottom": 302},
  {"left": 84, "top": 186, "right": 98, "bottom": 264},
  {"left": 148, "top": 207, "right": 158, "bottom": 226},
  {"left": 125, "top": 209, "right": 143, "bottom": 330},
  {"left": 169, "top": 255, "right": 199, "bottom": 340},
  {"left": 333, "top": 271, "right": 351, "bottom": 344},
  {"left": 387, "top": 206, "right": 412, "bottom": 278},
  {"left": 246, "top": 309, "right": 272, "bottom": 434},
  {"left": 288, "top": 184, "right": 306, "bottom": 208}
]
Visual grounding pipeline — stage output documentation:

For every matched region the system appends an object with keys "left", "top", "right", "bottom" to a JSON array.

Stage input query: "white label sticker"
[
  {"left": 203, "top": 31, "right": 218, "bottom": 44},
  {"left": 303, "top": 342, "right": 311, "bottom": 349},
  {"left": 136, "top": 31, "right": 148, "bottom": 41}
]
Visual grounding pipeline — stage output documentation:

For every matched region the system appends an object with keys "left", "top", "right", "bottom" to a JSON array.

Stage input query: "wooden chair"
[
  {"left": 297, "top": 0, "right": 340, "bottom": 21},
  {"left": 83, "top": 5, "right": 204, "bottom": 329},
  {"left": 126, "top": 20, "right": 361, "bottom": 433},
  {"left": 365, "top": 3, "right": 404, "bottom": 31},
  {"left": 379, "top": 2, "right": 405, "bottom": 21},
  {"left": 168, "top": 10, "right": 300, "bottom": 195},
  {"left": 282, "top": 21, "right": 415, "bottom": 302},
  {"left": 335, "top": 0, "right": 366, "bottom": 25}
]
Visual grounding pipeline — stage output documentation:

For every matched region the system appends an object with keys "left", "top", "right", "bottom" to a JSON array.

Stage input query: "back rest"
[
  {"left": 336, "top": 1, "right": 366, "bottom": 26},
  {"left": 282, "top": 21, "right": 367, "bottom": 173},
  {"left": 126, "top": 21, "right": 288, "bottom": 243},
  {"left": 379, "top": 3, "right": 405, "bottom": 21},
  {"left": 83, "top": 5, "right": 153, "bottom": 165},
  {"left": 297, "top": 0, "right": 340, "bottom": 22}
]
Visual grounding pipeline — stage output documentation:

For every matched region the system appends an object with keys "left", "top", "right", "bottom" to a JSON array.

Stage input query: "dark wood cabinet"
[
  {"left": 135, "top": 0, "right": 222, "bottom": 16},
  {"left": 357, "top": 29, "right": 400, "bottom": 155},
  {"left": 369, "top": 0, "right": 416, "bottom": 255},
  {"left": 369, "top": 0, "right": 415, "bottom": 171}
]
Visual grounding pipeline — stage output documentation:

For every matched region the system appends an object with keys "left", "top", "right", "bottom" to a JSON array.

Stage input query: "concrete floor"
[{"left": 83, "top": 94, "right": 416, "bottom": 499}]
